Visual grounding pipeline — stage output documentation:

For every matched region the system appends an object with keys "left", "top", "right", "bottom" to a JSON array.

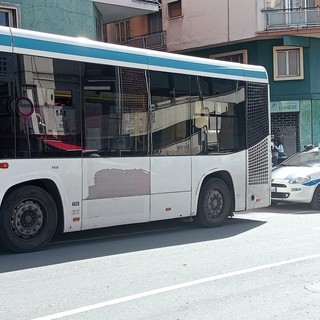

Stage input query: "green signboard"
[{"left": 270, "top": 101, "right": 300, "bottom": 113}]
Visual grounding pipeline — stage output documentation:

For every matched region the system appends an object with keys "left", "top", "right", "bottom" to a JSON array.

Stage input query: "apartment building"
[
  {"left": 106, "top": 0, "right": 320, "bottom": 156},
  {"left": 104, "top": 2, "right": 164, "bottom": 50},
  {"left": 0, "top": 0, "right": 159, "bottom": 40}
]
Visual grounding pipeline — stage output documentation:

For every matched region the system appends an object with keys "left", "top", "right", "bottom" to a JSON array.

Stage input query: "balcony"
[
  {"left": 122, "top": 31, "right": 166, "bottom": 51},
  {"left": 264, "top": 7, "right": 320, "bottom": 30},
  {"left": 92, "top": 0, "right": 160, "bottom": 24}
]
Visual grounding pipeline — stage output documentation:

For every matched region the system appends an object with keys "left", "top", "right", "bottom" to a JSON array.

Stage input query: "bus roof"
[{"left": 0, "top": 26, "right": 268, "bottom": 83}]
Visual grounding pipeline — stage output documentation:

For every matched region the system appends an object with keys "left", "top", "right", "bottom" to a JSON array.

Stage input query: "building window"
[
  {"left": 168, "top": 0, "right": 182, "bottom": 19},
  {"left": 0, "top": 6, "right": 19, "bottom": 27},
  {"left": 210, "top": 50, "right": 248, "bottom": 64},
  {"left": 267, "top": 0, "right": 315, "bottom": 9},
  {"left": 95, "top": 15, "right": 102, "bottom": 41},
  {"left": 273, "top": 46, "right": 304, "bottom": 81},
  {"left": 115, "top": 20, "right": 130, "bottom": 43},
  {"left": 148, "top": 11, "right": 162, "bottom": 33}
]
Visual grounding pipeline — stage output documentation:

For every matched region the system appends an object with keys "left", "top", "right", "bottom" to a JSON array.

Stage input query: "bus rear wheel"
[
  {"left": 196, "top": 178, "right": 232, "bottom": 227},
  {"left": 0, "top": 186, "right": 58, "bottom": 253}
]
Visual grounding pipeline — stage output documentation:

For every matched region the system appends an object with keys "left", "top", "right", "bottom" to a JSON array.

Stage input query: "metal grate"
[
  {"left": 246, "top": 83, "right": 269, "bottom": 148},
  {"left": 248, "top": 137, "right": 269, "bottom": 185},
  {"left": 246, "top": 82, "right": 270, "bottom": 185},
  {"left": 0, "top": 53, "right": 14, "bottom": 81}
]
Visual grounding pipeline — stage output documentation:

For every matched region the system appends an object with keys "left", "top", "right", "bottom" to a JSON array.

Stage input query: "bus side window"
[
  {"left": 10, "top": 55, "right": 83, "bottom": 158},
  {"left": 196, "top": 77, "right": 246, "bottom": 153},
  {"left": 83, "top": 63, "right": 118, "bottom": 157},
  {"left": 83, "top": 65, "right": 149, "bottom": 157},
  {"left": 150, "top": 71, "right": 193, "bottom": 156}
]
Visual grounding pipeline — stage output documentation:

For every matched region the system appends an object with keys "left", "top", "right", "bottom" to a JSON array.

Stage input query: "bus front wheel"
[
  {"left": 0, "top": 186, "right": 58, "bottom": 253},
  {"left": 196, "top": 178, "right": 232, "bottom": 227}
]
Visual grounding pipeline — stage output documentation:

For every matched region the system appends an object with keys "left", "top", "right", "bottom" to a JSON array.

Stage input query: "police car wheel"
[{"left": 311, "top": 186, "right": 320, "bottom": 210}]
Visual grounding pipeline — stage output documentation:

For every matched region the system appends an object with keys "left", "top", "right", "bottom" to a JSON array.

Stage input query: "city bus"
[{"left": 0, "top": 26, "right": 271, "bottom": 253}]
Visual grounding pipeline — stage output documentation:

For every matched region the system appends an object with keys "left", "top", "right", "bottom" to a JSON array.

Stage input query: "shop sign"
[{"left": 270, "top": 101, "right": 299, "bottom": 113}]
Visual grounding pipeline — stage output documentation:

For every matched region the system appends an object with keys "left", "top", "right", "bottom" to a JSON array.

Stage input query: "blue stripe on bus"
[
  {"left": 13, "top": 36, "right": 148, "bottom": 64},
  {"left": 148, "top": 56, "right": 245, "bottom": 78},
  {"left": 148, "top": 58, "right": 266, "bottom": 80},
  {"left": 0, "top": 34, "right": 12, "bottom": 48},
  {"left": 13, "top": 35, "right": 268, "bottom": 80}
]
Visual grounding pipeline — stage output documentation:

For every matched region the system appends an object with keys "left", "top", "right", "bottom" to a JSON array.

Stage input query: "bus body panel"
[
  {"left": 191, "top": 152, "right": 247, "bottom": 214},
  {"left": 150, "top": 157, "right": 191, "bottom": 194},
  {"left": 246, "top": 183, "right": 270, "bottom": 210},
  {"left": 0, "top": 159, "right": 83, "bottom": 232},
  {"left": 150, "top": 156, "right": 192, "bottom": 220},
  {"left": 81, "top": 157, "right": 150, "bottom": 229},
  {"left": 150, "top": 192, "right": 192, "bottom": 221},
  {"left": 81, "top": 195, "right": 150, "bottom": 230}
]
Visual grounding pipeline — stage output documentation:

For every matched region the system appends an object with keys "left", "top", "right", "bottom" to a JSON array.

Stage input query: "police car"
[{"left": 271, "top": 144, "right": 320, "bottom": 209}]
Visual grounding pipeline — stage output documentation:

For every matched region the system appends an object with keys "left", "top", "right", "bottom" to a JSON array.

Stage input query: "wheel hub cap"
[
  {"left": 208, "top": 190, "right": 223, "bottom": 218},
  {"left": 11, "top": 200, "right": 44, "bottom": 238}
]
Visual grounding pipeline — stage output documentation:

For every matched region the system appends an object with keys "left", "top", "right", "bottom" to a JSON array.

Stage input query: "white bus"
[{"left": 0, "top": 27, "right": 271, "bottom": 253}]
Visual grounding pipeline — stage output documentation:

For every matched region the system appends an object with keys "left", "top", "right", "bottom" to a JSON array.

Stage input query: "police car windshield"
[{"left": 283, "top": 150, "right": 320, "bottom": 167}]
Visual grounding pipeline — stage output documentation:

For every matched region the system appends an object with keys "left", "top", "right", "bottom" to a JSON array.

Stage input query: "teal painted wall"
[
  {"left": 310, "top": 38, "right": 320, "bottom": 99},
  {"left": 4, "top": 0, "right": 97, "bottom": 39},
  {"left": 300, "top": 100, "right": 312, "bottom": 148},
  {"left": 312, "top": 100, "right": 320, "bottom": 144}
]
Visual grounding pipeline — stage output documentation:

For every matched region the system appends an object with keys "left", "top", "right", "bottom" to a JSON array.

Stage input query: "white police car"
[{"left": 271, "top": 144, "right": 320, "bottom": 209}]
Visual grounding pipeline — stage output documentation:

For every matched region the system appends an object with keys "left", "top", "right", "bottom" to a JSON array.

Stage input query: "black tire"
[
  {"left": 311, "top": 185, "right": 320, "bottom": 210},
  {"left": 271, "top": 200, "right": 278, "bottom": 206},
  {"left": 195, "top": 178, "right": 232, "bottom": 227},
  {"left": 0, "top": 186, "right": 58, "bottom": 253}
]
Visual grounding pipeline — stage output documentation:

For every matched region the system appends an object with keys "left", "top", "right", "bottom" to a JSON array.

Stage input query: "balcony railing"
[
  {"left": 264, "top": 7, "right": 320, "bottom": 30},
  {"left": 122, "top": 31, "right": 166, "bottom": 51}
]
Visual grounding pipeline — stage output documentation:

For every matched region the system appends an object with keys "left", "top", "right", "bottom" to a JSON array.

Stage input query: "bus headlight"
[{"left": 289, "top": 176, "right": 311, "bottom": 184}]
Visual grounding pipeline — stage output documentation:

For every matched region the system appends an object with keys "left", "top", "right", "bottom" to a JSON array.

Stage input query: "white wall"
[{"left": 163, "top": 0, "right": 266, "bottom": 52}]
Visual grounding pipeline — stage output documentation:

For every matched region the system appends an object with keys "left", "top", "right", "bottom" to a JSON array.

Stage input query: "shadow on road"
[{"left": 0, "top": 215, "right": 265, "bottom": 272}]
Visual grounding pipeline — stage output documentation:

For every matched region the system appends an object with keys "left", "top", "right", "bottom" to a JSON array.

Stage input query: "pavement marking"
[{"left": 32, "top": 253, "right": 320, "bottom": 320}]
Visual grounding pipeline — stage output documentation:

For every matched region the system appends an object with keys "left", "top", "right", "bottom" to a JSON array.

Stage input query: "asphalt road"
[{"left": 1, "top": 203, "right": 320, "bottom": 320}]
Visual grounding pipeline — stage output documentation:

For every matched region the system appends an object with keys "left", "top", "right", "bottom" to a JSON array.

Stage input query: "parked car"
[{"left": 271, "top": 144, "right": 320, "bottom": 209}]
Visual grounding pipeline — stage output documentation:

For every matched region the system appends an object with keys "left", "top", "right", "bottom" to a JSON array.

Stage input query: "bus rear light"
[
  {"left": 0, "top": 162, "right": 9, "bottom": 169},
  {"left": 73, "top": 217, "right": 80, "bottom": 222}
]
